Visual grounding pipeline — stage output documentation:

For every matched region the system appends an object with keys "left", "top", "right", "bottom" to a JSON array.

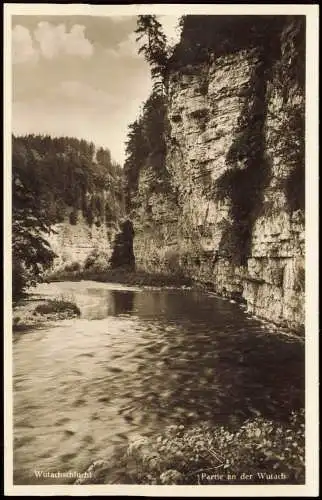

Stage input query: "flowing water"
[{"left": 13, "top": 280, "right": 304, "bottom": 484}]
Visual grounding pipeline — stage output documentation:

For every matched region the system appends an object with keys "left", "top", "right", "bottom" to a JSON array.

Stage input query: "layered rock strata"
[{"left": 132, "top": 17, "right": 305, "bottom": 332}]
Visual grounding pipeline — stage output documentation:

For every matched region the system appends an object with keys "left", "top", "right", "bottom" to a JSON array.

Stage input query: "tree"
[
  {"left": 109, "top": 220, "right": 135, "bottom": 270},
  {"left": 135, "top": 15, "right": 168, "bottom": 94},
  {"left": 123, "top": 88, "right": 173, "bottom": 215},
  {"left": 12, "top": 165, "right": 56, "bottom": 298},
  {"left": 123, "top": 118, "right": 148, "bottom": 212}
]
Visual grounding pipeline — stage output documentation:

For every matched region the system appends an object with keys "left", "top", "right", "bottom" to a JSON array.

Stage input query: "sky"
[{"left": 11, "top": 15, "right": 181, "bottom": 165}]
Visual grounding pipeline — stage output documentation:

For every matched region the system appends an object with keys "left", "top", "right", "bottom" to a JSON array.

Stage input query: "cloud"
[
  {"left": 13, "top": 21, "right": 94, "bottom": 64},
  {"left": 105, "top": 15, "right": 182, "bottom": 59},
  {"left": 105, "top": 32, "right": 143, "bottom": 59},
  {"left": 12, "top": 16, "right": 153, "bottom": 164},
  {"left": 12, "top": 25, "right": 39, "bottom": 64},
  {"left": 56, "top": 80, "right": 119, "bottom": 108},
  {"left": 109, "top": 16, "right": 132, "bottom": 23},
  {"left": 34, "top": 22, "right": 94, "bottom": 59}
]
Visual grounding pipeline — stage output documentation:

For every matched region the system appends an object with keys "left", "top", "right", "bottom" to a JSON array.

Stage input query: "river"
[{"left": 13, "top": 280, "right": 304, "bottom": 484}]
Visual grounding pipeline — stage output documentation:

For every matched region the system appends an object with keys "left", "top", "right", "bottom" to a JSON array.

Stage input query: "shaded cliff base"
[{"left": 46, "top": 267, "right": 193, "bottom": 288}]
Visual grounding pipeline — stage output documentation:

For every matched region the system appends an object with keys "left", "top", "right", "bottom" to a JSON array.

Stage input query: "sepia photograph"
[{"left": 4, "top": 3, "right": 319, "bottom": 496}]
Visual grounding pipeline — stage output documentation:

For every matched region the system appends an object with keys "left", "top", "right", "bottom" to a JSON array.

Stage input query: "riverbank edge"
[
  {"left": 74, "top": 409, "right": 305, "bottom": 485},
  {"left": 12, "top": 297, "right": 81, "bottom": 333},
  {"left": 45, "top": 267, "right": 305, "bottom": 338}
]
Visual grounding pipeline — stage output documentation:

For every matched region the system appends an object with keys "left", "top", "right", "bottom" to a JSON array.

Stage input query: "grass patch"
[
  {"left": 34, "top": 298, "right": 80, "bottom": 318},
  {"left": 13, "top": 296, "right": 81, "bottom": 333}
]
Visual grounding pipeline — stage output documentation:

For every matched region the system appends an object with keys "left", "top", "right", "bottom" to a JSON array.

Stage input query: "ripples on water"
[{"left": 13, "top": 281, "right": 304, "bottom": 484}]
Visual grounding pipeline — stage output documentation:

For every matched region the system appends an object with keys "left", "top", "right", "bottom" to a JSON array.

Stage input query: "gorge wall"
[
  {"left": 47, "top": 201, "right": 120, "bottom": 273},
  {"left": 129, "top": 16, "right": 305, "bottom": 332}
]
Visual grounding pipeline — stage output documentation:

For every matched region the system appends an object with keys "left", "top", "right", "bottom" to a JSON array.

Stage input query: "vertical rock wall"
[
  {"left": 47, "top": 212, "right": 115, "bottom": 271},
  {"left": 47, "top": 186, "right": 122, "bottom": 272},
  {"left": 243, "top": 18, "right": 305, "bottom": 330},
  {"left": 131, "top": 16, "right": 305, "bottom": 332}
]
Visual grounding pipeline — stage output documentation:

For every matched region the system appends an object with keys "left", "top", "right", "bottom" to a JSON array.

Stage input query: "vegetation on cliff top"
[
  {"left": 124, "top": 16, "right": 174, "bottom": 214},
  {"left": 13, "top": 135, "right": 123, "bottom": 227},
  {"left": 123, "top": 91, "right": 171, "bottom": 214},
  {"left": 12, "top": 134, "right": 124, "bottom": 298},
  {"left": 168, "top": 15, "right": 295, "bottom": 68}
]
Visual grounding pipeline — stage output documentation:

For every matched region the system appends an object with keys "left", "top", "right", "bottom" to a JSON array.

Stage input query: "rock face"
[
  {"left": 47, "top": 208, "right": 117, "bottom": 272},
  {"left": 131, "top": 16, "right": 305, "bottom": 332}
]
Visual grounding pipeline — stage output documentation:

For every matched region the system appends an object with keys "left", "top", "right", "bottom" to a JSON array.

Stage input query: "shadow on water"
[
  {"left": 127, "top": 290, "right": 304, "bottom": 427},
  {"left": 110, "top": 290, "right": 135, "bottom": 316},
  {"left": 13, "top": 282, "right": 305, "bottom": 483},
  {"left": 82, "top": 286, "right": 304, "bottom": 426}
]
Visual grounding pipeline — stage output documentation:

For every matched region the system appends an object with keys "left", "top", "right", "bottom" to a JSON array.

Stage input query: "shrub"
[
  {"left": 294, "top": 266, "right": 305, "bottom": 293},
  {"left": 69, "top": 209, "right": 78, "bottom": 225},
  {"left": 34, "top": 299, "right": 80, "bottom": 317},
  {"left": 64, "top": 261, "right": 81, "bottom": 272},
  {"left": 124, "top": 409, "right": 305, "bottom": 485},
  {"left": 12, "top": 258, "right": 28, "bottom": 299},
  {"left": 84, "top": 249, "right": 102, "bottom": 270},
  {"left": 163, "top": 248, "right": 181, "bottom": 274}
]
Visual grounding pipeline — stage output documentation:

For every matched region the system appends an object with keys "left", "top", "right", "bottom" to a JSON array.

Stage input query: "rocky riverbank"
[{"left": 75, "top": 409, "right": 305, "bottom": 485}]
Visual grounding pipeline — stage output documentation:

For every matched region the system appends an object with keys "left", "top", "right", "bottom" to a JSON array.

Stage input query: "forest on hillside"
[
  {"left": 13, "top": 134, "right": 124, "bottom": 227},
  {"left": 12, "top": 134, "right": 124, "bottom": 297}
]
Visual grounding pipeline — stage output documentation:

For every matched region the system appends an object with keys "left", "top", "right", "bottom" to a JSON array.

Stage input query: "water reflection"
[
  {"left": 81, "top": 289, "right": 135, "bottom": 319},
  {"left": 110, "top": 290, "right": 135, "bottom": 316}
]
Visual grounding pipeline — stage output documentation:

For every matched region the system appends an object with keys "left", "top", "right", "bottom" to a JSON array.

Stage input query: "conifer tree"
[{"left": 135, "top": 15, "right": 168, "bottom": 94}]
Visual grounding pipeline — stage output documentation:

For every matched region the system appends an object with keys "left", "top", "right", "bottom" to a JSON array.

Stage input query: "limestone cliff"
[
  {"left": 130, "top": 16, "right": 305, "bottom": 332},
  {"left": 47, "top": 213, "right": 114, "bottom": 272},
  {"left": 47, "top": 190, "right": 123, "bottom": 272}
]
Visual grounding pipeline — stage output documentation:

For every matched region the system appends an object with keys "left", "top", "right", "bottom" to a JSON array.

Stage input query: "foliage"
[
  {"left": 273, "top": 17, "right": 305, "bottom": 213},
  {"left": 34, "top": 298, "right": 81, "bottom": 317},
  {"left": 47, "top": 267, "right": 193, "bottom": 288},
  {"left": 12, "top": 160, "right": 57, "bottom": 298},
  {"left": 123, "top": 91, "right": 170, "bottom": 213},
  {"left": 213, "top": 16, "right": 304, "bottom": 265},
  {"left": 64, "top": 261, "right": 81, "bottom": 273},
  {"left": 294, "top": 266, "right": 305, "bottom": 293},
  {"left": 214, "top": 54, "right": 272, "bottom": 266},
  {"left": 135, "top": 15, "right": 169, "bottom": 93},
  {"left": 125, "top": 409, "right": 305, "bottom": 485},
  {"left": 84, "top": 249, "right": 108, "bottom": 273},
  {"left": 12, "top": 134, "right": 124, "bottom": 228},
  {"left": 123, "top": 120, "right": 147, "bottom": 212},
  {"left": 124, "top": 16, "right": 178, "bottom": 213},
  {"left": 163, "top": 248, "right": 181, "bottom": 274},
  {"left": 12, "top": 134, "right": 124, "bottom": 297},
  {"left": 69, "top": 209, "right": 78, "bottom": 225},
  {"left": 168, "top": 16, "right": 286, "bottom": 69},
  {"left": 109, "top": 220, "right": 135, "bottom": 270}
]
